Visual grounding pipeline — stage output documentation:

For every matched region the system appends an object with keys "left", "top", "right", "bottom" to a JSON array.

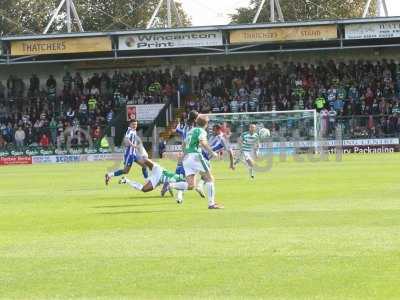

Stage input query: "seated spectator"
[{"left": 39, "top": 134, "right": 50, "bottom": 148}]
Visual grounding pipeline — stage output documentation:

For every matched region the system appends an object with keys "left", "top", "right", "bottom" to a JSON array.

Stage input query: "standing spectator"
[
  {"left": 47, "top": 75, "right": 57, "bottom": 111},
  {"left": 73, "top": 72, "right": 84, "bottom": 91},
  {"left": 49, "top": 118, "right": 58, "bottom": 145},
  {"left": 0, "top": 81, "right": 5, "bottom": 104},
  {"left": 29, "top": 74, "right": 40, "bottom": 97},
  {"left": 63, "top": 72, "right": 73, "bottom": 91},
  {"left": 158, "top": 138, "right": 166, "bottom": 158},
  {"left": 88, "top": 96, "right": 97, "bottom": 122},
  {"left": 14, "top": 126, "right": 26, "bottom": 149}
]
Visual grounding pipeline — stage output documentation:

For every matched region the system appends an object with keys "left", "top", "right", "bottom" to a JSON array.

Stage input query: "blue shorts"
[
  {"left": 175, "top": 161, "right": 185, "bottom": 176},
  {"left": 124, "top": 153, "right": 137, "bottom": 167}
]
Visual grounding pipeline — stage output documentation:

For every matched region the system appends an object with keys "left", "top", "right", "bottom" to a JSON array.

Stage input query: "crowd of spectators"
[
  {"left": 1, "top": 59, "right": 400, "bottom": 151},
  {"left": 0, "top": 68, "right": 186, "bottom": 150},
  {"left": 185, "top": 59, "right": 400, "bottom": 138}
]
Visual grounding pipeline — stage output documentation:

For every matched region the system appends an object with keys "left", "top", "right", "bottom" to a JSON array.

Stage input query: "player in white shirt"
[{"left": 234, "top": 124, "right": 260, "bottom": 179}]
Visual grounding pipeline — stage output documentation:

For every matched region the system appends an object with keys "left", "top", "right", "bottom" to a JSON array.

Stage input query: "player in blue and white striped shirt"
[{"left": 105, "top": 119, "right": 149, "bottom": 185}]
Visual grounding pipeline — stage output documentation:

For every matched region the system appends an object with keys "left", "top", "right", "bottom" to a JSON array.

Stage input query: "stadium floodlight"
[
  {"left": 253, "top": 0, "right": 285, "bottom": 23},
  {"left": 43, "top": 0, "right": 84, "bottom": 34},
  {"left": 362, "top": 0, "right": 389, "bottom": 17},
  {"left": 147, "top": 0, "right": 183, "bottom": 29}
]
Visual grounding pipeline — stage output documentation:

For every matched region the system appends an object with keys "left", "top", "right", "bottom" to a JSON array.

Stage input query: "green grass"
[{"left": 1, "top": 154, "right": 400, "bottom": 299}]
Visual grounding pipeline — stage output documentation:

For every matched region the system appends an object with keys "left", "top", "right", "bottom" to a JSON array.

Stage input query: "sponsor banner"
[
  {"left": 11, "top": 37, "right": 112, "bottom": 56},
  {"left": 345, "top": 22, "right": 400, "bottom": 40},
  {"left": 230, "top": 25, "right": 337, "bottom": 44},
  {"left": 0, "top": 156, "right": 32, "bottom": 165},
  {"left": 126, "top": 104, "right": 164, "bottom": 121},
  {"left": 0, "top": 151, "right": 10, "bottom": 157},
  {"left": 328, "top": 145, "right": 400, "bottom": 154},
  {"left": 32, "top": 153, "right": 121, "bottom": 164},
  {"left": 166, "top": 138, "right": 399, "bottom": 152},
  {"left": 119, "top": 31, "right": 223, "bottom": 50}
]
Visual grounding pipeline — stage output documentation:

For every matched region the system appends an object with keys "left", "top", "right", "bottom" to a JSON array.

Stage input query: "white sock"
[
  {"left": 126, "top": 179, "right": 143, "bottom": 191},
  {"left": 196, "top": 179, "right": 205, "bottom": 191},
  {"left": 176, "top": 190, "right": 184, "bottom": 202},
  {"left": 170, "top": 182, "right": 189, "bottom": 191},
  {"left": 205, "top": 182, "right": 215, "bottom": 207},
  {"left": 249, "top": 167, "right": 254, "bottom": 178}
]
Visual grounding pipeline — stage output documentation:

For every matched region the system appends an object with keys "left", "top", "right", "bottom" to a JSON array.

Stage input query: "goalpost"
[{"left": 205, "top": 109, "right": 320, "bottom": 155}]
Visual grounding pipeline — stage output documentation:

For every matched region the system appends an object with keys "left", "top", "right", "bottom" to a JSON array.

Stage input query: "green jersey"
[
  {"left": 160, "top": 170, "right": 185, "bottom": 184},
  {"left": 184, "top": 127, "right": 207, "bottom": 154},
  {"left": 241, "top": 131, "right": 259, "bottom": 152}
]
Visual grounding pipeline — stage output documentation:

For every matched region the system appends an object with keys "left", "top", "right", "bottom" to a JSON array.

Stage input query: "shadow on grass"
[
  {"left": 97, "top": 210, "right": 173, "bottom": 215},
  {"left": 93, "top": 202, "right": 172, "bottom": 209}
]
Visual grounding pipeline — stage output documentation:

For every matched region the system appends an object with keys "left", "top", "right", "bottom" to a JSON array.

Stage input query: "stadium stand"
[
  {"left": 1, "top": 59, "right": 400, "bottom": 151},
  {"left": 0, "top": 68, "right": 189, "bottom": 150}
]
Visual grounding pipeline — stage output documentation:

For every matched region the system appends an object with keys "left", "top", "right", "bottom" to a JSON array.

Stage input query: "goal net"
[{"left": 206, "top": 110, "right": 319, "bottom": 156}]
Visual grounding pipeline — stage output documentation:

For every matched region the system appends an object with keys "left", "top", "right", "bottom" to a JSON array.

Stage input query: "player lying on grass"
[
  {"left": 195, "top": 123, "right": 235, "bottom": 197},
  {"left": 118, "top": 159, "right": 185, "bottom": 194},
  {"left": 234, "top": 123, "right": 260, "bottom": 179},
  {"left": 168, "top": 114, "right": 224, "bottom": 209},
  {"left": 105, "top": 119, "right": 149, "bottom": 185}
]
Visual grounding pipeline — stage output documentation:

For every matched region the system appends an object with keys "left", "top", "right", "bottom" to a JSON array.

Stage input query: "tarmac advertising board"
[
  {"left": 230, "top": 25, "right": 337, "bottom": 44},
  {"left": 119, "top": 31, "right": 223, "bottom": 50},
  {"left": 11, "top": 36, "right": 112, "bottom": 56},
  {"left": 345, "top": 22, "right": 400, "bottom": 39}
]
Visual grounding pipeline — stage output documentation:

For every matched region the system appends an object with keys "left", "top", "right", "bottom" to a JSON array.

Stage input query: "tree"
[
  {"left": 229, "top": 0, "right": 377, "bottom": 24},
  {"left": 0, "top": 0, "right": 191, "bottom": 36}
]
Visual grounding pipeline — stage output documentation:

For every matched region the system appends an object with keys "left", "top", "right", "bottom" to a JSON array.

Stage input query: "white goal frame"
[{"left": 205, "top": 109, "right": 319, "bottom": 153}]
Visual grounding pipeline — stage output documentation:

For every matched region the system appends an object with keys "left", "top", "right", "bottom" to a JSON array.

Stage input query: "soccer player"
[
  {"left": 234, "top": 123, "right": 260, "bottom": 179},
  {"left": 119, "top": 159, "right": 186, "bottom": 194},
  {"left": 105, "top": 119, "right": 149, "bottom": 185},
  {"left": 195, "top": 124, "right": 235, "bottom": 196},
  {"left": 169, "top": 114, "right": 223, "bottom": 209},
  {"left": 170, "top": 110, "right": 202, "bottom": 201}
]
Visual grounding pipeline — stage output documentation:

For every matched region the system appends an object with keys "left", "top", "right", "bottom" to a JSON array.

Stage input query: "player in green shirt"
[
  {"left": 235, "top": 124, "right": 260, "bottom": 179},
  {"left": 170, "top": 114, "right": 224, "bottom": 209}
]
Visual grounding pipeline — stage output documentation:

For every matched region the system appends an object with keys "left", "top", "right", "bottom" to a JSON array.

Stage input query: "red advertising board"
[{"left": 0, "top": 156, "right": 32, "bottom": 165}]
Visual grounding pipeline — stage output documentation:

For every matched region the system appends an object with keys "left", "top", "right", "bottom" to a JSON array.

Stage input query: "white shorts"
[
  {"left": 183, "top": 153, "right": 210, "bottom": 176},
  {"left": 147, "top": 164, "right": 163, "bottom": 189},
  {"left": 242, "top": 151, "right": 255, "bottom": 161},
  {"left": 136, "top": 146, "right": 149, "bottom": 160}
]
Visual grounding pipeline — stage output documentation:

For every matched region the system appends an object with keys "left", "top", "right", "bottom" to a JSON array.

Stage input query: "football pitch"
[{"left": 0, "top": 154, "right": 399, "bottom": 299}]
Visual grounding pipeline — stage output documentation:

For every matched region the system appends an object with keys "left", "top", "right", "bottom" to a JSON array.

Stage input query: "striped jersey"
[
  {"left": 202, "top": 133, "right": 230, "bottom": 161},
  {"left": 240, "top": 131, "right": 259, "bottom": 152},
  {"left": 125, "top": 127, "right": 137, "bottom": 156},
  {"left": 175, "top": 123, "right": 194, "bottom": 142}
]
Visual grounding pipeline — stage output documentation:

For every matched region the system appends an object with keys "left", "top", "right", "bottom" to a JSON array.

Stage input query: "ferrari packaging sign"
[
  {"left": 119, "top": 31, "right": 223, "bottom": 50},
  {"left": 11, "top": 37, "right": 112, "bottom": 56},
  {"left": 345, "top": 22, "right": 400, "bottom": 39}
]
